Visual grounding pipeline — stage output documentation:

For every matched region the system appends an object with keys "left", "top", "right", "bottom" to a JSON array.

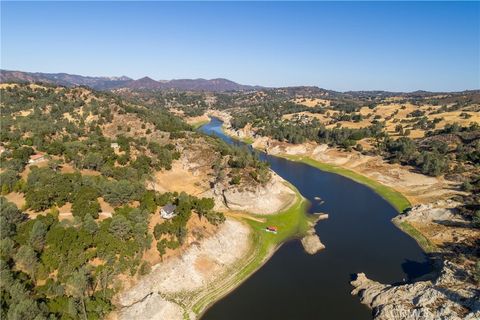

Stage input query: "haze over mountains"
[
  {"left": 0, "top": 69, "right": 262, "bottom": 92},
  {"left": 1, "top": 70, "right": 478, "bottom": 95}
]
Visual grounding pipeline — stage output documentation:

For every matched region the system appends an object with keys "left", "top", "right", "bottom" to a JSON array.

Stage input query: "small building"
[
  {"left": 28, "top": 153, "right": 46, "bottom": 164},
  {"left": 110, "top": 143, "right": 119, "bottom": 149},
  {"left": 265, "top": 226, "right": 278, "bottom": 234},
  {"left": 160, "top": 204, "right": 177, "bottom": 219}
]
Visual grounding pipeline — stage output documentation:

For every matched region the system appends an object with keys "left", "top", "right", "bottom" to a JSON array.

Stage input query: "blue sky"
[{"left": 1, "top": 1, "right": 479, "bottom": 91}]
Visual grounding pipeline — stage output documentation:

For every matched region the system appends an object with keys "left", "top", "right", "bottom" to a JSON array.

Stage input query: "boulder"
[
  {"left": 351, "top": 261, "right": 480, "bottom": 320},
  {"left": 301, "top": 233, "right": 325, "bottom": 255}
]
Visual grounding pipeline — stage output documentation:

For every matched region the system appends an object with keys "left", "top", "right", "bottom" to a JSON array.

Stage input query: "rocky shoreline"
[
  {"left": 301, "top": 213, "right": 327, "bottom": 255},
  {"left": 351, "top": 260, "right": 480, "bottom": 320},
  {"left": 114, "top": 219, "right": 251, "bottom": 320},
  {"left": 112, "top": 132, "right": 302, "bottom": 320},
  {"left": 211, "top": 113, "right": 480, "bottom": 320},
  {"left": 208, "top": 171, "right": 297, "bottom": 215},
  {"left": 350, "top": 202, "right": 480, "bottom": 320}
]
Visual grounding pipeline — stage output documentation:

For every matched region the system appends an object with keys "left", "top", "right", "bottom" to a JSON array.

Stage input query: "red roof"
[{"left": 30, "top": 153, "right": 45, "bottom": 160}]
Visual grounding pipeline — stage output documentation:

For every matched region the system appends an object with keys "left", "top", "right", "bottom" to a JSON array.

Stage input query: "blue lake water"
[{"left": 199, "top": 117, "right": 431, "bottom": 320}]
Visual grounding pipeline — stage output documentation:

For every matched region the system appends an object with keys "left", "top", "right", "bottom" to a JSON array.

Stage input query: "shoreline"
[
  {"left": 213, "top": 116, "right": 442, "bottom": 257},
  {"left": 190, "top": 119, "right": 210, "bottom": 130},
  {"left": 279, "top": 154, "right": 411, "bottom": 213},
  {"left": 194, "top": 184, "right": 309, "bottom": 318},
  {"left": 115, "top": 157, "right": 310, "bottom": 320},
  {"left": 115, "top": 118, "right": 312, "bottom": 319},
  {"left": 212, "top": 118, "right": 479, "bottom": 319},
  {"left": 274, "top": 154, "right": 440, "bottom": 255}
]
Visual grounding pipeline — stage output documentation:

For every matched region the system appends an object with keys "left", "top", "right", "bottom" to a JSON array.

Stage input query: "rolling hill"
[{"left": 0, "top": 69, "right": 261, "bottom": 92}]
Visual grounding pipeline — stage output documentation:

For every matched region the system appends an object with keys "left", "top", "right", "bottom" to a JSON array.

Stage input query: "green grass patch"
[
  {"left": 215, "top": 119, "right": 410, "bottom": 213},
  {"left": 245, "top": 185, "right": 310, "bottom": 248},
  {"left": 281, "top": 155, "right": 411, "bottom": 213},
  {"left": 238, "top": 136, "right": 254, "bottom": 144},
  {"left": 216, "top": 123, "right": 255, "bottom": 145},
  {"left": 191, "top": 120, "right": 210, "bottom": 130},
  {"left": 394, "top": 220, "right": 438, "bottom": 253},
  {"left": 212, "top": 118, "right": 408, "bottom": 213},
  {"left": 279, "top": 155, "right": 440, "bottom": 258},
  {"left": 190, "top": 185, "right": 310, "bottom": 316}
]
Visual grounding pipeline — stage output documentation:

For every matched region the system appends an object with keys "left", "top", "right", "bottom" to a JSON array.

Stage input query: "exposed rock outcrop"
[
  {"left": 351, "top": 202, "right": 480, "bottom": 320},
  {"left": 301, "top": 233, "right": 325, "bottom": 254},
  {"left": 209, "top": 111, "right": 480, "bottom": 319},
  {"left": 209, "top": 172, "right": 296, "bottom": 214},
  {"left": 301, "top": 214, "right": 327, "bottom": 255},
  {"left": 396, "top": 200, "right": 461, "bottom": 223},
  {"left": 394, "top": 202, "right": 479, "bottom": 258},
  {"left": 118, "top": 293, "right": 184, "bottom": 320},
  {"left": 117, "top": 219, "right": 250, "bottom": 320},
  {"left": 351, "top": 261, "right": 480, "bottom": 320}
]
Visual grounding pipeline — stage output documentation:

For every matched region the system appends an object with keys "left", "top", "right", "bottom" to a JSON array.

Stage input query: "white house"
[
  {"left": 160, "top": 204, "right": 177, "bottom": 219},
  {"left": 28, "top": 153, "right": 46, "bottom": 164}
]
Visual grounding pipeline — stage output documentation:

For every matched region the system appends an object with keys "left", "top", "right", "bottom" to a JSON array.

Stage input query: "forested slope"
[{"left": 0, "top": 83, "right": 238, "bottom": 319}]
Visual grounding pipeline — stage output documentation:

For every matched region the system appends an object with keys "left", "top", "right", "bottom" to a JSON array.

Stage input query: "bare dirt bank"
[
  {"left": 257, "top": 140, "right": 459, "bottom": 206},
  {"left": 153, "top": 132, "right": 297, "bottom": 215},
  {"left": 114, "top": 219, "right": 251, "bottom": 320},
  {"left": 207, "top": 171, "right": 297, "bottom": 215},
  {"left": 209, "top": 109, "right": 460, "bottom": 207},
  {"left": 350, "top": 202, "right": 480, "bottom": 320},
  {"left": 113, "top": 130, "right": 301, "bottom": 320},
  {"left": 214, "top": 114, "right": 479, "bottom": 320}
]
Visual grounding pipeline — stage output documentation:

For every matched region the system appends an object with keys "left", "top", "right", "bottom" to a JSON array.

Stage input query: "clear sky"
[{"left": 1, "top": 1, "right": 479, "bottom": 91}]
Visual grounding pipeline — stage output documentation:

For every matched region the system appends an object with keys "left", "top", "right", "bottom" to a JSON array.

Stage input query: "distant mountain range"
[
  {"left": 0, "top": 70, "right": 262, "bottom": 92},
  {"left": 1, "top": 70, "right": 478, "bottom": 96}
]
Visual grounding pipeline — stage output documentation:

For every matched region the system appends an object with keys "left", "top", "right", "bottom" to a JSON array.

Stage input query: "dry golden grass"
[
  {"left": 98, "top": 197, "right": 114, "bottom": 214},
  {"left": 0, "top": 83, "right": 19, "bottom": 89},
  {"left": 60, "top": 164, "right": 101, "bottom": 176},
  {"left": 57, "top": 203, "right": 74, "bottom": 221},
  {"left": 154, "top": 160, "right": 209, "bottom": 196},
  {"left": 409, "top": 220, "right": 480, "bottom": 250},
  {"left": 224, "top": 211, "right": 266, "bottom": 223},
  {"left": 292, "top": 97, "right": 330, "bottom": 107},
  {"left": 20, "top": 161, "right": 48, "bottom": 180},
  {"left": 357, "top": 102, "right": 478, "bottom": 139},
  {"left": 101, "top": 112, "right": 157, "bottom": 140},
  {"left": 406, "top": 129, "right": 425, "bottom": 139},
  {"left": 428, "top": 111, "right": 480, "bottom": 128},
  {"left": 185, "top": 114, "right": 210, "bottom": 127},
  {"left": 18, "top": 109, "right": 33, "bottom": 117},
  {"left": 4, "top": 192, "right": 25, "bottom": 209},
  {"left": 326, "top": 120, "right": 371, "bottom": 129},
  {"left": 141, "top": 211, "right": 217, "bottom": 266}
]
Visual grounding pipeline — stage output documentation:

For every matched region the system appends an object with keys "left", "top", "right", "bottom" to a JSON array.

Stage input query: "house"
[
  {"left": 110, "top": 143, "right": 119, "bottom": 149},
  {"left": 265, "top": 226, "right": 278, "bottom": 234},
  {"left": 160, "top": 204, "right": 177, "bottom": 219},
  {"left": 28, "top": 153, "right": 46, "bottom": 164}
]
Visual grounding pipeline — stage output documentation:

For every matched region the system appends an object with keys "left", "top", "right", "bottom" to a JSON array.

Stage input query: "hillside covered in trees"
[
  {"left": 109, "top": 86, "right": 480, "bottom": 226},
  {"left": 0, "top": 83, "right": 270, "bottom": 319},
  {"left": 205, "top": 89, "right": 480, "bottom": 223}
]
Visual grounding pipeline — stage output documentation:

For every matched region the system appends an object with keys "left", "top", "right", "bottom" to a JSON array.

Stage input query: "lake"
[{"left": 199, "top": 117, "right": 431, "bottom": 320}]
